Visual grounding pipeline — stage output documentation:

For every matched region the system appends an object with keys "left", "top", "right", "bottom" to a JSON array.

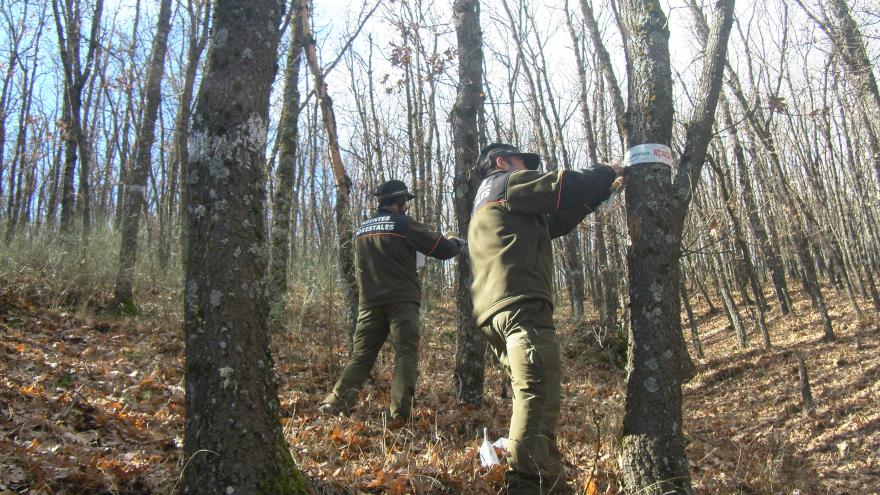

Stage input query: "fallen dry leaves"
[{"left": 1, "top": 278, "right": 877, "bottom": 493}]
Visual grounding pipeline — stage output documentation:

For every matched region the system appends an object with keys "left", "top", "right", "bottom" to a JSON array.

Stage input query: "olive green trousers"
[
  {"left": 321, "top": 302, "right": 420, "bottom": 419},
  {"left": 481, "top": 299, "right": 567, "bottom": 494}
]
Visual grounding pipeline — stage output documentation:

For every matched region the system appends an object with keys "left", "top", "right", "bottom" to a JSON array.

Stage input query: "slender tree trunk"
[
  {"left": 795, "top": 228, "right": 835, "bottom": 340},
  {"left": 451, "top": 0, "right": 485, "bottom": 407},
  {"left": 52, "top": 0, "right": 104, "bottom": 240},
  {"left": 182, "top": 1, "right": 305, "bottom": 491},
  {"left": 579, "top": 0, "right": 626, "bottom": 147},
  {"left": 269, "top": 0, "right": 305, "bottom": 328},
  {"left": 680, "top": 276, "right": 704, "bottom": 359},
  {"left": 301, "top": 2, "right": 359, "bottom": 347},
  {"left": 46, "top": 135, "right": 63, "bottom": 226},
  {"left": 174, "top": 0, "right": 210, "bottom": 270},
  {"left": 733, "top": 136, "right": 792, "bottom": 313},
  {"left": 58, "top": 96, "right": 78, "bottom": 235},
  {"left": 707, "top": 155, "right": 771, "bottom": 347},
  {"left": 113, "top": 0, "right": 173, "bottom": 311}
]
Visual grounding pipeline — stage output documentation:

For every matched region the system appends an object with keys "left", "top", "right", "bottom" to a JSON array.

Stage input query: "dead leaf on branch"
[{"left": 768, "top": 93, "right": 788, "bottom": 113}]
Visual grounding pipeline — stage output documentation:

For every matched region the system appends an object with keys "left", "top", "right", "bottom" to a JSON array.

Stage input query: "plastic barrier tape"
[{"left": 625, "top": 143, "right": 673, "bottom": 166}]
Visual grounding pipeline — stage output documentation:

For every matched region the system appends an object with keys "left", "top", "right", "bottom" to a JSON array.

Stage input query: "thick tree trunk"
[
  {"left": 114, "top": 0, "right": 172, "bottom": 312},
  {"left": 182, "top": 1, "right": 305, "bottom": 492},
  {"left": 618, "top": 3, "right": 691, "bottom": 490},
  {"left": 451, "top": 0, "right": 485, "bottom": 407},
  {"left": 618, "top": 0, "right": 734, "bottom": 493}
]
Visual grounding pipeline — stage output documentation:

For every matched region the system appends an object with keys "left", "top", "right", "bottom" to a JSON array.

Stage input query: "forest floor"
[{"left": 0, "top": 276, "right": 878, "bottom": 494}]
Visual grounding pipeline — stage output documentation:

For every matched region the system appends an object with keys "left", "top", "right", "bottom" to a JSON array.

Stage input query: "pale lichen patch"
[
  {"left": 210, "top": 290, "right": 223, "bottom": 306},
  {"left": 650, "top": 282, "right": 663, "bottom": 302},
  {"left": 219, "top": 366, "right": 235, "bottom": 389}
]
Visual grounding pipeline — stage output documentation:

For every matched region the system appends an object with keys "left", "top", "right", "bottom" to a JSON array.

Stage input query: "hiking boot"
[{"left": 318, "top": 403, "right": 341, "bottom": 416}]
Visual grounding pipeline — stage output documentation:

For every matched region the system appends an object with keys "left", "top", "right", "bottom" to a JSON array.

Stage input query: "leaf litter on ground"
[{"left": 1, "top": 278, "right": 878, "bottom": 493}]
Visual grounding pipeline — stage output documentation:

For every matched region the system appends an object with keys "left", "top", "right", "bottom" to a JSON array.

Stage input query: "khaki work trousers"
[
  {"left": 321, "top": 302, "right": 420, "bottom": 419},
  {"left": 481, "top": 299, "right": 566, "bottom": 494}
]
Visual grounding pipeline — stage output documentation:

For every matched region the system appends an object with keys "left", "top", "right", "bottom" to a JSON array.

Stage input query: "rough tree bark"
[
  {"left": 113, "top": 0, "right": 172, "bottom": 312},
  {"left": 269, "top": 0, "right": 306, "bottom": 328},
  {"left": 451, "top": 0, "right": 485, "bottom": 407},
  {"left": 181, "top": 1, "right": 306, "bottom": 492},
  {"left": 617, "top": 0, "right": 734, "bottom": 493}
]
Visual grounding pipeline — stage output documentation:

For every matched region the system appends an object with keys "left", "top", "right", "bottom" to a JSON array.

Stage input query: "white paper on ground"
[
  {"left": 416, "top": 252, "right": 426, "bottom": 269},
  {"left": 492, "top": 437, "right": 510, "bottom": 450},
  {"left": 479, "top": 428, "right": 500, "bottom": 467}
]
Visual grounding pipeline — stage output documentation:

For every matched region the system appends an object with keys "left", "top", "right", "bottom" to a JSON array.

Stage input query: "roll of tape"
[{"left": 625, "top": 143, "right": 673, "bottom": 166}]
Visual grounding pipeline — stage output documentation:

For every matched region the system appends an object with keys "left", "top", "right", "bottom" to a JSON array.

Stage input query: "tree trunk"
[
  {"left": 58, "top": 95, "right": 78, "bottom": 236},
  {"left": 618, "top": 0, "right": 734, "bottom": 493},
  {"left": 301, "top": 2, "right": 359, "bottom": 348},
  {"left": 52, "top": 0, "right": 104, "bottom": 240},
  {"left": 680, "top": 276, "right": 704, "bottom": 359},
  {"left": 733, "top": 136, "right": 792, "bottom": 314},
  {"left": 114, "top": 0, "right": 173, "bottom": 312},
  {"left": 269, "top": 0, "right": 305, "bottom": 328},
  {"left": 707, "top": 154, "right": 770, "bottom": 347},
  {"left": 181, "top": 1, "right": 305, "bottom": 492},
  {"left": 451, "top": 0, "right": 485, "bottom": 407}
]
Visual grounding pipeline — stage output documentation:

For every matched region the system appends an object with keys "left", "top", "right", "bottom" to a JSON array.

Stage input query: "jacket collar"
[
  {"left": 484, "top": 168, "right": 512, "bottom": 179},
  {"left": 376, "top": 206, "right": 397, "bottom": 216}
]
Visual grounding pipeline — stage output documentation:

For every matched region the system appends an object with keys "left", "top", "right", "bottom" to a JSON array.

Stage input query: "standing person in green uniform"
[
  {"left": 319, "top": 180, "right": 463, "bottom": 422},
  {"left": 468, "top": 143, "right": 624, "bottom": 493}
]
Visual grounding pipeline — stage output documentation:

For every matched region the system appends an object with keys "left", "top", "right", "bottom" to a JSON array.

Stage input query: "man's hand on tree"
[{"left": 445, "top": 232, "right": 467, "bottom": 253}]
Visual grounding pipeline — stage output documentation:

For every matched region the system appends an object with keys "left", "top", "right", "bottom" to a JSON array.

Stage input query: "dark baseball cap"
[
  {"left": 476, "top": 143, "right": 541, "bottom": 177},
  {"left": 374, "top": 179, "right": 415, "bottom": 200}
]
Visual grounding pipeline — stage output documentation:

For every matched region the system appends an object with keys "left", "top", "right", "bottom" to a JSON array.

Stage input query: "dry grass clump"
[{"left": 0, "top": 225, "right": 182, "bottom": 316}]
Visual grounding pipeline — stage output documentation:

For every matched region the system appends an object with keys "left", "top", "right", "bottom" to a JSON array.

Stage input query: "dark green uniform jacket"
[
  {"left": 356, "top": 207, "right": 460, "bottom": 308},
  {"left": 468, "top": 167, "right": 616, "bottom": 325}
]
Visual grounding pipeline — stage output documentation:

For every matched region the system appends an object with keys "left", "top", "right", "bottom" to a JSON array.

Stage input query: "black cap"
[
  {"left": 374, "top": 179, "right": 415, "bottom": 201},
  {"left": 475, "top": 143, "right": 541, "bottom": 177}
]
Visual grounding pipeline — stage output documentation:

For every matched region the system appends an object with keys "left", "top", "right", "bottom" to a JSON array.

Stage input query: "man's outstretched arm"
[
  {"left": 506, "top": 165, "right": 617, "bottom": 215},
  {"left": 406, "top": 220, "right": 462, "bottom": 260}
]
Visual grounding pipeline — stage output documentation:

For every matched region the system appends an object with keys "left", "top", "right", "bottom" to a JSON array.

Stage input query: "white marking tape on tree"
[{"left": 624, "top": 143, "right": 674, "bottom": 166}]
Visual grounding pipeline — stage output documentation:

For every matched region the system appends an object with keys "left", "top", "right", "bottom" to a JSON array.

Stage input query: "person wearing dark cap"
[
  {"left": 468, "top": 143, "right": 624, "bottom": 494},
  {"left": 319, "top": 179, "right": 464, "bottom": 421}
]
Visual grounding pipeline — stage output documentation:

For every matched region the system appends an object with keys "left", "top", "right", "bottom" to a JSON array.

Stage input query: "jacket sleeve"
[
  {"left": 405, "top": 220, "right": 461, "bottom": 260},
  {"left": 506, "top": 166, "right": 617, "bottom": 215},
  {"left": 546, "top": 204, "right": 593, "bottom": 239}
]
